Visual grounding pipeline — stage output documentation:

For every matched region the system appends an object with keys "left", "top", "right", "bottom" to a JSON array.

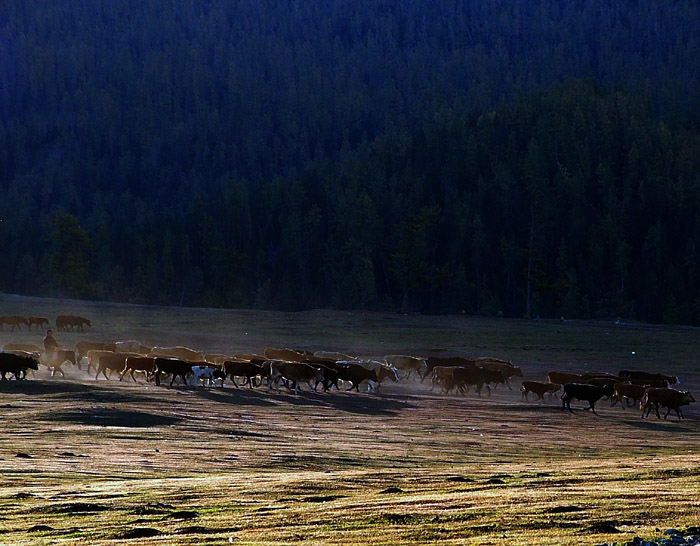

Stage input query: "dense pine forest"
[{"left": 2, "top": 0, "right": 700, "bottom": 323}]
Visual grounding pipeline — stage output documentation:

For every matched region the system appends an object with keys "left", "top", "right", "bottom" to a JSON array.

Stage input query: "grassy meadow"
[{"left": 1, "top": 294, "right": 699, "bottom": 545}]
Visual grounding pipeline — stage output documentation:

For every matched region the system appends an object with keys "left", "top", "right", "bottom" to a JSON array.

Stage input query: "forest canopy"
[{"left": 2, "top": 0, "right": 700, "bottom": 323}]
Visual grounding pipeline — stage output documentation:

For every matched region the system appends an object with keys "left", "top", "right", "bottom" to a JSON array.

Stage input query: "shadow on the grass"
[{"left": 45, "top": 408, "right": 183, "bottom": 428}]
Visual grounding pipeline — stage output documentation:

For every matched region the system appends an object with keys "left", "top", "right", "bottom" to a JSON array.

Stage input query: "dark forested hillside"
[{"left": 2, "top": 0, "right": 700, "bottom": 323}]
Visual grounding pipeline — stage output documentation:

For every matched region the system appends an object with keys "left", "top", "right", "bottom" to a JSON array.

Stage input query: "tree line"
[{"left": 2, "top": 0, "right": 700, "bottom": 323}]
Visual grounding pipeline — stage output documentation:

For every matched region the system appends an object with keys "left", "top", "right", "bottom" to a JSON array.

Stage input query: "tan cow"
[
  {"left": 264, "top": 347, "right": 314, "bottom": 362},
  {"left": 546, "top": 371, "right": 582, "bottom": 384},
  {"left": 475, "top": 358, "right": 523, "bottom": 390},
  {"left": 115, "top": 340, "right": 153, "bottom": 354},
  {"left": 76, "top": 341, "right": 117, "bottom": 363},
  {"left": 4, "top": 343, "right": 42, "bottom": 353},
  {"left": 314, "top": 350, "right": 358, "bottom": 361},
  {"left": 431, "top": 366, "right": 458, "bottom": 393},
  {"left": 85, "top": 350, "right": 117, "bottom": 374},
  {"left": 384, "top": 354, "right": 427, "bottom": 379},
  {"left": 151, "top": 346, "right": 205, "bottom": 362}
]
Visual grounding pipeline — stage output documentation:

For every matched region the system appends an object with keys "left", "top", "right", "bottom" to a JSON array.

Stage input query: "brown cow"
[
  {"left": 56, "top": 315, "right": 89, "bottom": 331},
  {"left": 641, "top": 388, "right": 695, "bottom": 420},
  {"left": 120, "top": 356, "right": 157, "bottom": 382},
  {"left": 456, "top": 366, "right": 504, "bottom": 396},
  {"left": 222, "top": 359, "right": 265, "bottom": 388},
  {"left": 422, "top": 356, "right": 476, "bottom": 382},
  {"left": 0, "top": 316, "right": 29, "bottom": 331},
  {"left": 28, "top": 317, "right": 49, "bottom": 330},
  {"left": 476, "top": 358, "right": 524, "bottom": 390},
  {"left": 85, "top": 349, "right": 117, "bottom": 374},
  {"left": 267, "top": 360, "right": 324, "bottom": 394},
  {"left": 521, "top": 380, "right": 561, "bottom": 401},
  {"left": 610, "top": 383, "right": 647, "bottom": 408},
  {"left": 95, "top": 352, "right": 138, "bottom": 380}
]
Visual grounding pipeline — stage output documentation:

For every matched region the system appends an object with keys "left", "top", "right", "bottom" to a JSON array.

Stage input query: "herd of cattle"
[
  {"left": 0, "top": 339, "right": 695, "bottom": 420},
  {"left": 0, "top": 315, "right": 91, "bottom": 331}
]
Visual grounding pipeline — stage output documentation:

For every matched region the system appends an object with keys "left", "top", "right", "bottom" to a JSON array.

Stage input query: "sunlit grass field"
[{"left": 1, "top": 294, "right": 699, "bottom": 545}]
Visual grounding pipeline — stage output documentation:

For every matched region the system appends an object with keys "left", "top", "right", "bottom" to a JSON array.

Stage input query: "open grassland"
[{"left": 1, "top": 295, "right": 699, "bottom": 545}]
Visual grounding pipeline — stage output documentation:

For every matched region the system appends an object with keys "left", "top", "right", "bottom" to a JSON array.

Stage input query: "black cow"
[
  {"left": 561, "top": 383, "right": 613, "bottom": 414},
  {"left": 337, "top": 363, "right": 380, "bottom": 393},
  {"left": 0, "top": 352, "right": 39, "bottom": 380},
  {"left": 154, "top": 357, "right": 194, "bottom": 386}
]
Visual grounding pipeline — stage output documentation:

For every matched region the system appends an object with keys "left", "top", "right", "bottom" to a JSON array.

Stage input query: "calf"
[
  {"left": 521, "top": 380, "right": 561, "bottom": 401},
  {"left": 377, "top": 364, "right": 400, "bottom": 386},
  {"left": 561, "top": 383, "right": 613, "bottom": 414},
  {"left": 189, "top": 365, "right": 219, "bottom": 387},
  {"left": 641, "top": 388, "right": 695, "bottom": 420},
  {"left": 0, "top": 351, "right": 39, "bottom": 379}
]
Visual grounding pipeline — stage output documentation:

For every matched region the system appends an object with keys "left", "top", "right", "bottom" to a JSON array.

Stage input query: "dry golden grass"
[{"left": 0, "top": 295, "right": 699, "bottom": 544}]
